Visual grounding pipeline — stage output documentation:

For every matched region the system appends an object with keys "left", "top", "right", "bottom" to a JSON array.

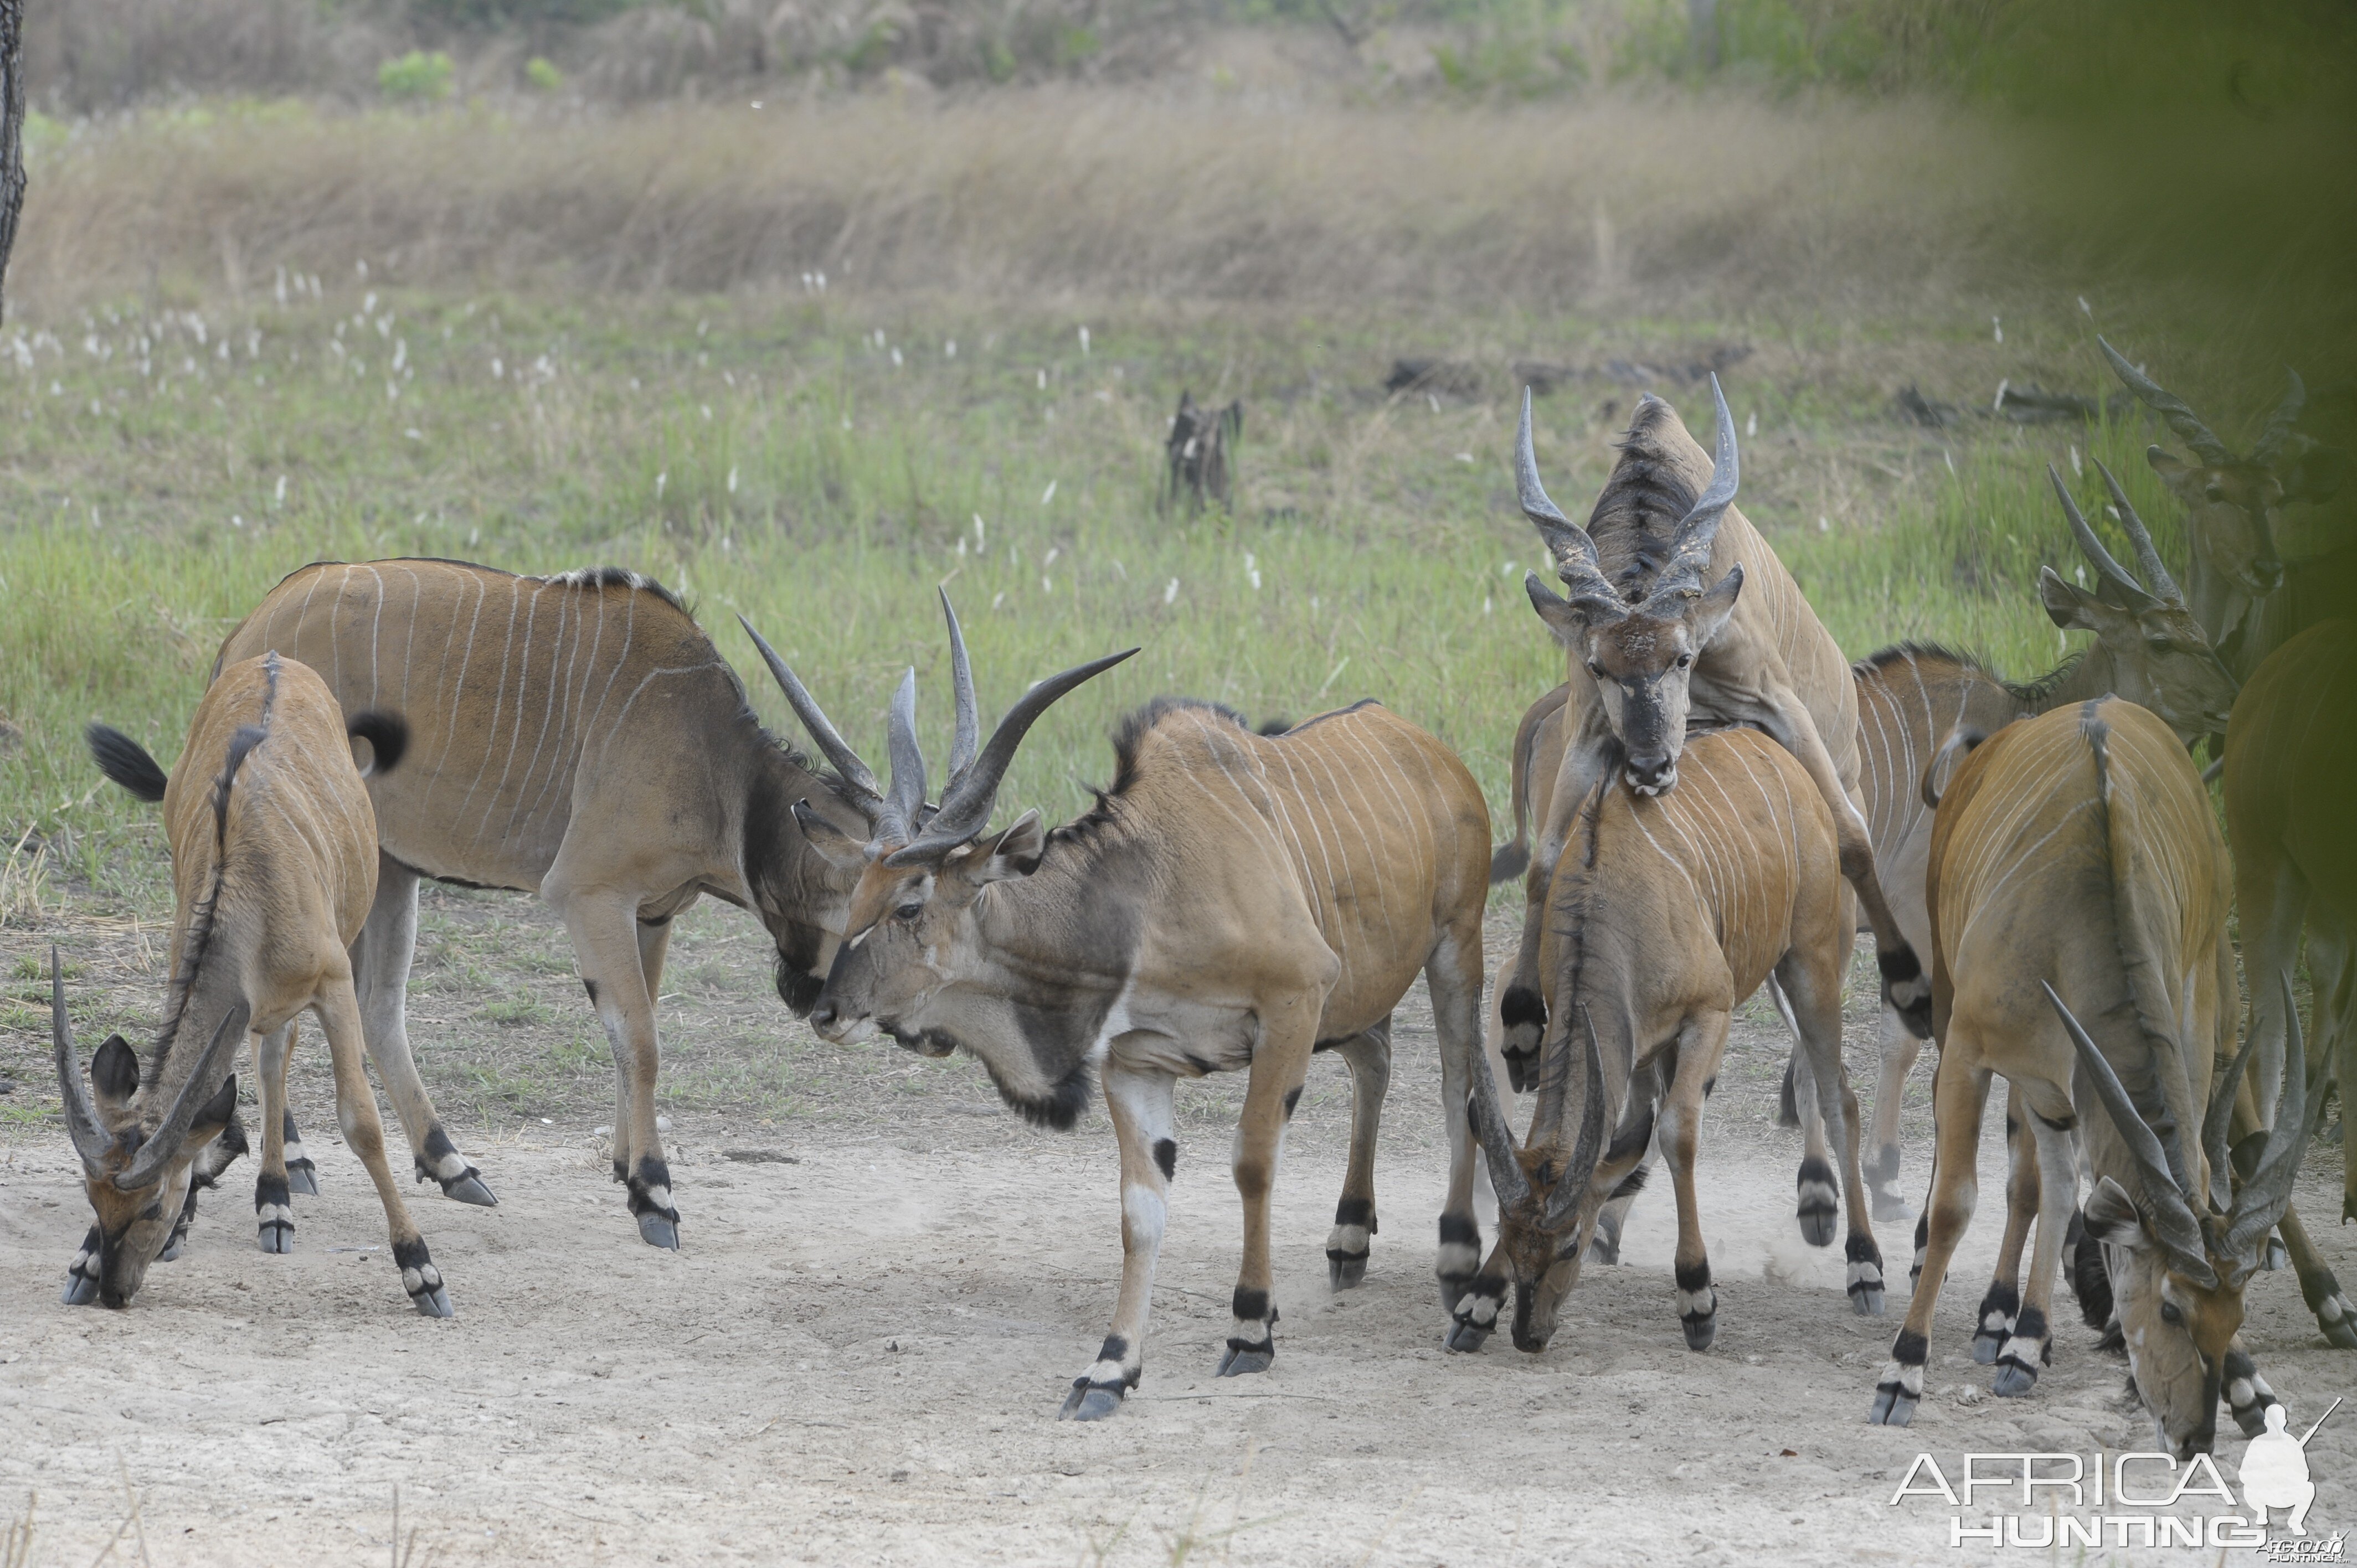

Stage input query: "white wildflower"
[{"left": 1164, "top": 579, "right": 1179, "bottom": 605}]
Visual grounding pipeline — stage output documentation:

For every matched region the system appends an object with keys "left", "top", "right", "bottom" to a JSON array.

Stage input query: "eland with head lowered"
[
  {"left": 1870, "top": 695, "right": 2317, "bottom": 1458},
  {"left": 65, "top": 653, "right": 455, "bottom": 1314},
  {"left": 785, "top": 592, "right": 1494, "bottom": 1419}
]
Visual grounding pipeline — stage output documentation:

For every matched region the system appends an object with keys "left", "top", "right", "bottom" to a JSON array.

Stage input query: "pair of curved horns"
[
  {"left": 1542, "top": 1007, "right": 1610, "bottom": 1230},
  {"left": 1516, "top": 376, "right": 1740, "bottom": 606},
  {"left": 2044, "top": 979, "right": 2216, "bottom": 1283},
  {"left": 2220, "top": 976, "right": 2326, "bottom": 1279},
  {"left": 2047, "top": 461, "right": 2184, "bottom": 610},
  {"left": 1463, "top": 1005, "right": 1609, "bottom": 1234},
  {"left": 2045, "top": 974, "right": 2320, "bottom": 1290},
  {"left": 741, "top": 589, "right": 982, "bottom": 843},
  {"left": 53, "top": 946, "right": 250, "bottom": 1191},
  {"left": 2101, "top": 336, "right": 2307, "bottom": 471},
  {"left": 743, "top": 595, "right": 1136, "bottom": 863}
]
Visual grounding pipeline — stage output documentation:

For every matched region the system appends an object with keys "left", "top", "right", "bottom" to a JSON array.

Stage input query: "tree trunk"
[
  {"left": 1689, "top": 0, "right": 1720, "bottom": 71},
  {"left": 0, "top": 0, "right": 24, "bottom": 324}
]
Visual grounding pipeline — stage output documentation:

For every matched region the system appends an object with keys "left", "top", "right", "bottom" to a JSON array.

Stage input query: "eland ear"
[
  {"left": 90, "top": 1034, "right": 141, "bottom": 1113},
  {"left": 2082, "top": 1176, "right": 2152, "bottom": 1251},
  {"left": 2282, "top": 445, "right": 2348, "bottom": 506},
  {"left": 187, "top": 1073, "right": 240, "bottom": 1153},
  {"left": 1693, "top": 563, "right": 1744, "bottom": 642},
  {"left": 2039, "top": 566, "right": 2108, "bottom": 632},
  {"left": 791, "top": 799, "right": 868, "bottom": 873},
  {"left": 2144, "top": 445, "right": 2196, "bottom": 489},
  {"left": 956, "top": 809, "right": 1047, "bottom": 886},
  {"left": 1524, "top": 573, "right": 1595, "bottom": 649}
]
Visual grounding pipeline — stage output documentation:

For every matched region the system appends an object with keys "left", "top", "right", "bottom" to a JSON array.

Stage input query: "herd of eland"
[{"left": 39, "top": 339, "right": 2355, "bottom": 1453}]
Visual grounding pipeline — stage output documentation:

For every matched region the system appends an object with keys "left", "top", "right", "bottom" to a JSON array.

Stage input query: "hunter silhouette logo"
[{"left": 2246, "top": 1398, "right": 2339, "bottom": 1538}]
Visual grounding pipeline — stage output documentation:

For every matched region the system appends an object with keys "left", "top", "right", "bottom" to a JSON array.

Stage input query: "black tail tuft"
[
  {"left": 346, "top": 710, "right": 410, "bottom": 776},
  {"left": 1777, "top": 1056, "right": 1800, "bottom": 1128},
  {"left": 1489, "top": 839, "right": 1531, "bottom": 885},
  {"left": 86, "top": 724, "right": 168, "bottom": 802}
]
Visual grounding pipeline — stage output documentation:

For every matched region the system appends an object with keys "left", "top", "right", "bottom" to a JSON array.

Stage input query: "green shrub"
[
  {"left": 379, "top": 50, "right": 456, "bottom": 103},
  {"left": 524, "top": 56, "right": 565, "bottom": 92}
]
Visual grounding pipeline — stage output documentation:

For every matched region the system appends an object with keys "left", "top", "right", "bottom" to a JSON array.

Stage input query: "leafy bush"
[
  {"left": 524, "top": 55, "right": 565, "bottom": 91},
  {"left": 378, "top": 49, "right": 456, "bottom": 102}
]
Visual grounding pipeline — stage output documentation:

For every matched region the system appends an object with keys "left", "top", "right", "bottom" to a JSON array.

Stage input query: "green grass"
[{"left": 0, "top": 287, "right": 2202, "bottom": 919}]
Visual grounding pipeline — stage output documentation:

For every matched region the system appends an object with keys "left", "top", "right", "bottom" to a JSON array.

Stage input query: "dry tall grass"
[{"left": 10, "top": 90, "right": 2023, "bottom": 316}]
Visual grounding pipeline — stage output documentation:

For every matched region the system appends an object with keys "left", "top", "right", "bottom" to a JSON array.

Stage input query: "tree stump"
[{"left": 1164, "top": 391, "right": 1242, "bottom": 515}]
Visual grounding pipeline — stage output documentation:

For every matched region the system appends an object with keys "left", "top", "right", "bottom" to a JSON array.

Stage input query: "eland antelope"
[
  {"left": 1814, "top": 462, "right": 2240, "bottom": 1218},
  {"left": 781, "top": 599, "right": 1492, "bottom": 1419},
  {"left": 2227, "top": 619, "right": 2357, "bottom": 1234},
  {"left": 2101, "top": 338, "right": 2346, "bottom": 682},
  {"left": 1501, "top": 381, "right": 1932, "bottom": 1130},
  {"left": 1870, "top": 695, "right": 2316, "bottom": 1457},
  {"left": 211, "top": 560, "right": 884, "bottom": 1249},
  {"left": 1456, "top": 726, "right": 1881, "bottom": 1355},
  {"left": 59, "top": 653, "right": 457, "bottom": 1315}
]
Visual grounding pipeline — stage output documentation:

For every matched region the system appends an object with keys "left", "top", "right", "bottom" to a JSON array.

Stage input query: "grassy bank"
[{"left": 0, "top": 280, "right": 2212, "bottom": 921}]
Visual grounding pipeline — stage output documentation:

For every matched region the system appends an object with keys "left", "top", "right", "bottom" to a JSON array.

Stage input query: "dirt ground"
[{"left": 4, "top": 895, "right": 2355, "bottom": 1566}]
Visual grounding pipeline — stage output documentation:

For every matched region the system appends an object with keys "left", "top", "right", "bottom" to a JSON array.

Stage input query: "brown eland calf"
[
  {"left": 778, "top": 600, "right": 1491, "bottom": 1419},
  {"left": 1455, "top": 726, "right": 1881, "bottom": 1355},
  {"left": 59, "top": 653, "right": 457, "bottom": 1315},
  {"left": 1500, "top": 380, "right": 1931, "bottom": 1134},
  {"left": 1869, "top": 697, "right": 2314, "bottom": 1458},
  {"left": 2227, "top": 619, "right": 2357, "bottom": 1239},
  {"left": 214, "top": 560, "right": 888, "bottom": 1249}
]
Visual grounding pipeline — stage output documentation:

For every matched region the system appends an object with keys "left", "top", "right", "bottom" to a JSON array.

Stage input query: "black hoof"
[
  {"left": 1990, "top": 1362, "right": 2039, "bottom": 1397},
  {"left": 1852, "top": 1284, "right": 1887, "bottom": 1317},
  {"left": 1327, "top": 1251, "right": 1368, "bottom": 1291},
  {"left": 1798, "top": 1207, "right": 1838, "bottom": 1248},
  {"left": 1058, "top": 1383, "right": 1125, "bottom": 1421},
  {"left": 61, "top": 1271, "right": 98, "bottom": 1306},
  {"left": 636, "top": 1211, "right": 681, "bottom": 1250},
  {"left": 158, "top": 1236, "right": 184, "bottom": 1263},
  {"left": 395, "top": 1240, "right": 454, "bottom": 1317},
  {"left": 1681, "top": 1313, "right": 1716, "bottom": 1352},
  {"left": 1868, "top": 1383, "right": 1918, "bottom": 1426},
  {"left": 2323, "top": 1312, "right": 2357, "bottom": 1352},
  {"left": 1444, "top": 1319, "right": 1491, "bottom": 1353},
  {"left": 258, "top": 1223, "right": 294, "bottom": 1255},
  {"left": 1971, "top": 1328, "right": 2001, "bottom": 1364},
  {"left": 445, "top": 1173, "right": 499, "bottom": 1208},
  {"left": 1217, "top": 1344, "right": 1274, "bottom": 1377},
  {"left": 287, "top": 1162, "right": 321, "bottom": 1197}
]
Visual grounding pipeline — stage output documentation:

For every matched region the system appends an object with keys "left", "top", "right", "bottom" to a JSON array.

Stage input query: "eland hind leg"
[
  {"left": 1971, "top": 1087, "right": 2038, "bottom": 1364},
  {"left": 1428, "top": 927, "right": 1489, "bottom": 1321},
  {"left": 1778, "top": 943, "right": 1885, "bottom": 1316},
  {"left": 1990, "top": 1108, "right": 2077, "bottom": 1399},
  {"left": 1865, "top": 1002, "right": 1923, "bottom": 1219},
  {"left": 1324, "top": 1020, "right": 1391, "bottom": 1290},
  {"left": 351, "top": 856, "right": 495, "bottom": 1207},
  {"left": 1871, "top": 1055, "right": 1991, "bottom": 1425}
]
